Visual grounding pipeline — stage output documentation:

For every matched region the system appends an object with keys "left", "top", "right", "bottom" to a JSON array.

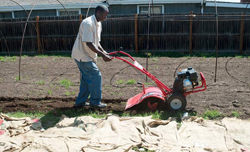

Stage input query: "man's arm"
[
  {"left": 86, "top": 42, "right": 111, "bottom": 62},
  {"left": 98, "top": 43, "right": 108, "bottom": 54}
]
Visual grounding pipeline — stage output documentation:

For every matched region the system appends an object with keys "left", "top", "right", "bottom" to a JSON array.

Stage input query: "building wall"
[
  {"left": 14, "top": 10, "right": 56, "bottom": 18},
  {"left": 165, "top": 3, "right": 202, "bottom": 14},
  {"left": 0, "top": 12, "right": 12, "bottom": 19},
  {"left": 0, "top": 3, "right": 249, "bottom": 19},
  {"left": 81, "top": 8, "right": 95, "bottom": 16},
  {"left": 108, "top": 4, "right": 201, "bottom": 14},
  {"left": 108, "top": 5, "right": 137, "bottom": 14},
  {"left": 204, "top": 7, "right": 248, "bottom": 13}
]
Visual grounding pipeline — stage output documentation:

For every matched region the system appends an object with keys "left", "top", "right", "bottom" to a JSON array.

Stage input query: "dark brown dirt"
[{"left": 0, "top": 56, "right": 250, "bottom": 119}]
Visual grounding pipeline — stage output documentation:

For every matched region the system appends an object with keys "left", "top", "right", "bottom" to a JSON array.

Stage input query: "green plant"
[
  {"left": 126, "top": 79, "right": 136, "bottom": 84},
  {"left": 59, "top": 79, "right": 73, "bottom": 89},
  {"left": 110, "top": 92, "right": 116, "bottom": 95},
  {"left": 65, "top": 91, "right": 75, "bottom": 96},
  {"left": 231, "top": 111, "right": 240, "bottom": 118},
  {"left": 118, "top": 92, "right": 124, "bottom": 96},
  {"left": 36, "top": 55, "right": 49, "bottom": 58},
  {"left": 203, "top": 110, "right": 222, "bottom": 120},
  {"left": 47, "top": 90, "right": 52, "bottom": 95},
  {"left": 0, "top": 56, "right": 16, "bottom": 62},
  {"left": 116, "top": 79, "right": 124, "bottom": 84},
  {"left": 0, "top": 56, "right": 5, "bottom": 62},
  {"left": 235, "top": 55, "right": 244, "bottom": 58},
  {"left": 65, "top": 91, "right": 71, "bottom": 96},
  {"left": 35, "top": 80, "right": 45, "bottom": 85},
  {"left": 144, "top": 53, "right": 152, "bottom": 57},
  {"left": 15, "top": 76, "right": 20, "bottom": 82},
  {"left": 145, "top": 82, "right": 152, "bottom": 86},
  {"left": 152, "top": 57, "right": 158, "bottom": 62},
  {"left": 6, "top": 111, "right": 44, "bottom": 119}
]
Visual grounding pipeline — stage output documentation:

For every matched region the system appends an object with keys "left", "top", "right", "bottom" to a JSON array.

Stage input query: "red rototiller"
[{"left": 109, "top": 51, "right": 207, "bottom": 111}]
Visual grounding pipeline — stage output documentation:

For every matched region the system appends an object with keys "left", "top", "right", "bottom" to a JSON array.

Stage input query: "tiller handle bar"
[
  {"left": 109, "top": 51, "right": 172, "bottom": 96},
  {"left": 109, "top": 51, "right": 207, "bottom": 97}
]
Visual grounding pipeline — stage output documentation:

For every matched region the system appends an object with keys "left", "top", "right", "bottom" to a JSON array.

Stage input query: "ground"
[{"left": 0, "top": 55, "right": 250, "bottom": 119}]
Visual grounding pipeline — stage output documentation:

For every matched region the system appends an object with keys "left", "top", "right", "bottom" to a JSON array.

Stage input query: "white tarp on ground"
[{"left": 0, "top": 113, "right": 250, "bottom": 152}]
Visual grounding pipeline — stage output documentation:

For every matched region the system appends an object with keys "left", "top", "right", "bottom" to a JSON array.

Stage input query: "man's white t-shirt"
[{"left": 71, "top": 15, "right": 102, "bottom": 63}]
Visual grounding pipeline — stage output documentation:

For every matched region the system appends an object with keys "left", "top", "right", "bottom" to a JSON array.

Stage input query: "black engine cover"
[{"left": 173, "top": 67, "right": 198, "bottom": 93}]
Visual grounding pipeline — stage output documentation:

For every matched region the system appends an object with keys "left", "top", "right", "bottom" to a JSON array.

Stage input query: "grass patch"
[
  {"left": 59, "top": 79, "right": 73, "bottom": 89},
  {"left": 145, "top": 82, "right": 153, "bottom": 86},
  {"left": 15, "top": 76, "right": 20, "bottom": 82},
  {"left": 116, "top": 79, "right": 124, "bottom": 85},
  {"left": 47, "top": 90, "right": 52, "bottom": 95},
  {"left": 231, "top": 111, "right": 240, "bottom": 118},
  {"left": 3, "top": 108, "right": 227, "bottom": 131},
  {"left": 0, "top": 56, "right": 16, "bottom": 62},
  {"left": 126, "top": 79, "right": 136, "bottom": 84},
  {"left": 5, "top": 111, "right": 44, "bottom": 119},
  {"left": 65, "top": 91, "right": 75, "bottom": 96},
  {"left": 152, "top": 57, "right": 159, "bottom": 62},
  {"left": 35, "top": 80, "right": 45, "bottom": 85},
  {"left": 202, "top": 110, "right": 222, "bottom": 120},
  {"left": 235, "top": 55, "right": 244, "bottom": 58},
  {"left": 36, "top": 55, "right": 49, "bottom": 58}
]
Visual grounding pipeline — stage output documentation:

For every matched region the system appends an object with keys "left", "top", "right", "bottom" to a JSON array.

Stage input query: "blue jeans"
[{"left": 75, "top": 59, "right": 102, "bottom": 106}]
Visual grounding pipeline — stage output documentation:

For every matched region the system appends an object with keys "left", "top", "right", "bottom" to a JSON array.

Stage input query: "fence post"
[
  {"left": 189, "top": 11, "right": 193, "bottom": 54},
  {"left": 79, "top": 14, "right": 83, "bottom": 23},
  {"left": 239, "top": 12, "right": 245, "bottom": 54},
  {"left": 135, "top": 14, "right": 139, "bottom": 54},
  {"left": 36, "top": 16, "right": 42, "bottom": 54}
]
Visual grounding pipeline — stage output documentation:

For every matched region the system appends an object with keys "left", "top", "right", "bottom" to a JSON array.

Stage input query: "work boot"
[
  {"left": 73, "top": 102, "right": 90, "bottom": 109},
  {"left": 90, "top": 102, "right": 107, "bottom": 109}
]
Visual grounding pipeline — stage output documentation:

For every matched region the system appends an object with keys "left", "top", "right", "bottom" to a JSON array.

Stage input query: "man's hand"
[{"left": 102, "top": 54, "right": 112, "bottom": 62}]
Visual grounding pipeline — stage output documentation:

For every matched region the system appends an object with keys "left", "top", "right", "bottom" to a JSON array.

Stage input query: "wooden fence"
[{"left": 0, "top": 13, "right": 249, "bottom": 55}]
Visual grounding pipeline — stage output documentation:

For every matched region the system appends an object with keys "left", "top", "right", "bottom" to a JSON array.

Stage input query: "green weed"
[
  {"left": 235, "top": 55, "right": 244, "bottom": 58},
  {"left": 110, "top": 92, "right": 116, "bottom": 95},
  {"left": 126, "top": 79, "right": 136, "bottom": 84},
  {"left": 65, "top": 91, "right": 75, "bottom": 96},
  {"left": 144, "top": 53, "right": 152, "bottom": 57},
  {"left": 15, "top": 76, "right": 20, "bottom": 82},
  {"left": 36, "top": 55, "right": 49, "bottom": 58},
  {"left": 47, "top": 90, "right": 52, "bottom": 95},
  {"left": 65, "top": 91, "right": 71, "bottom": 96},
  {"left": 0, "top": 56, "right": 16, "bottom": 62},
  {"left": 35, "top": 80, "right": 45, "bottom": 85},
  {"left": 231, "top": 111, "right": 240, "bottom": 118},
  {"left": 145, "top": 82, "right": 152, "bottom": 86},
  {"left": 6, "top": 111, "right": 44, "bottom": 119},
  {"left": 203, "top": 110, "right": 222, "bottom": 120},
  {"left": 152, "top": 57, "right": 158, "bottom": 62},
  {"left": 116, "top": 79, "right": 124, "bottom": 85},
  {"left": 118, "top": 92, "right": 124, "bottom": 96},
  {"left": 59, "top": 79, "right": 73, "bottom": 89}
]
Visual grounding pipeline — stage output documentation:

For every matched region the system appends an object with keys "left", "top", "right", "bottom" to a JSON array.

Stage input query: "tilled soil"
[{"left": 0, "top": 56, "right": 250, "bottom": 119}]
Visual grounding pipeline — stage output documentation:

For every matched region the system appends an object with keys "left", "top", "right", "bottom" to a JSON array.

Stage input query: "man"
[{"left": 71, "top": 5, "right": 111, "bottom": 108}]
